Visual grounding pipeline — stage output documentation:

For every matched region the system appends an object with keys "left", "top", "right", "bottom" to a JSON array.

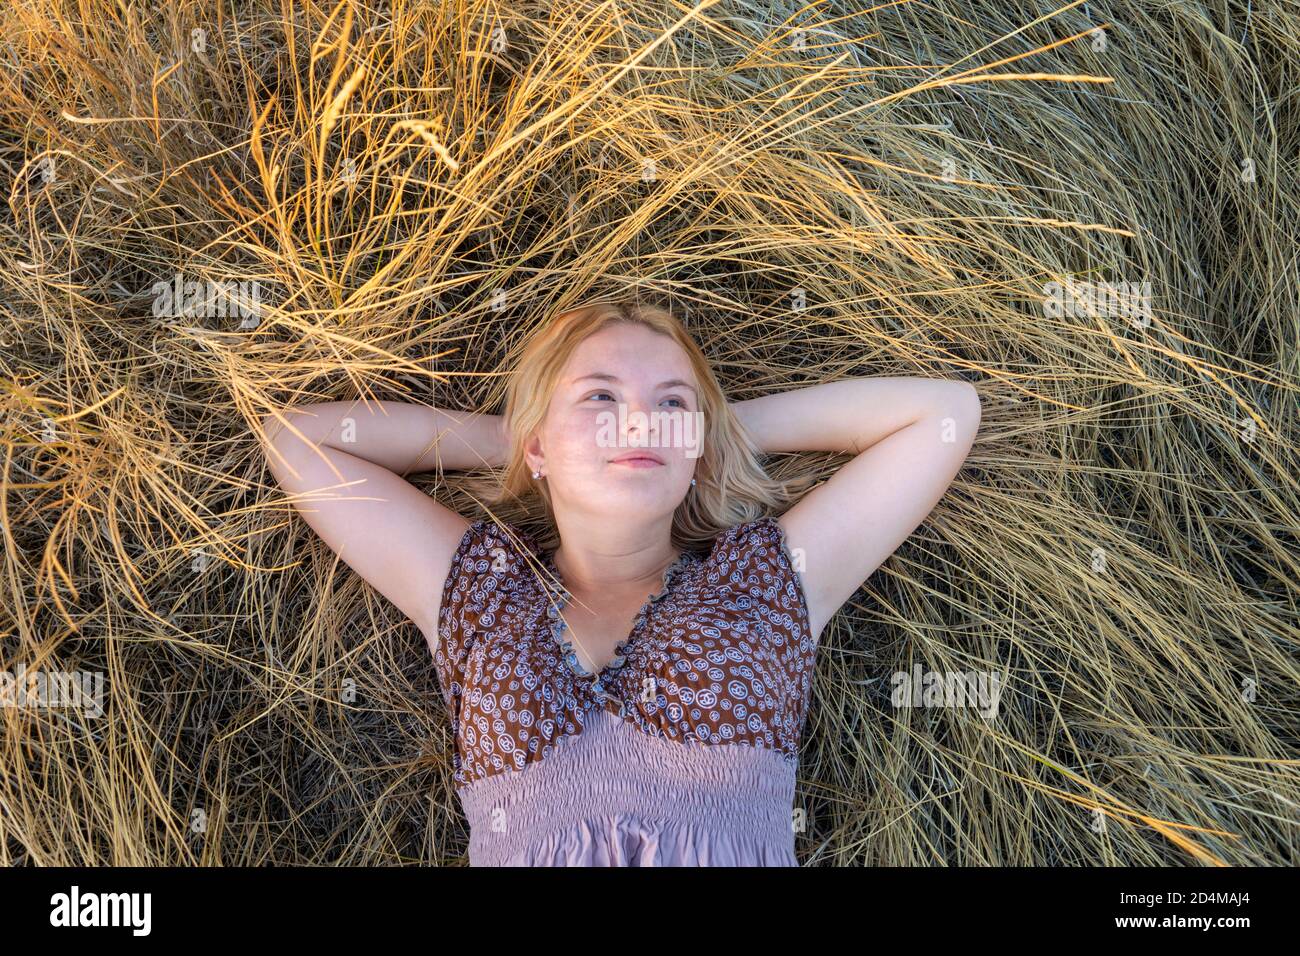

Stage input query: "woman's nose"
[{"left": 623, "top": 399, "right": 659, "bottom": 446}]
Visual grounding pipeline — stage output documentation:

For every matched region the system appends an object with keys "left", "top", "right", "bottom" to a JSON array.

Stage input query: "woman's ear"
[{"left": 522, "top": 432, "right": 543, "bottom": 474}]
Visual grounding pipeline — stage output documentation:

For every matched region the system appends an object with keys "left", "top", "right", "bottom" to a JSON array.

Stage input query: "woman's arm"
[
  {"left": 260, "top": 400, "right": 507, "bottom": 476},
  {"left": 257, "top": 400, "right": 506, "bottom": 646},
  {"left": 730, "top": 376, "right": 981, "bottom": 642}
]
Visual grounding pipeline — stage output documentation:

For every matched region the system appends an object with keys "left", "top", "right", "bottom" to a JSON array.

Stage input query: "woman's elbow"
[
  {"left": 930, "top": 378, "right": 981, "bottom": 423},
  {"left": 937, "top": 381, "right": 981, "bottom": 446},
  {"left": 958, "top": 384, "right": 981, "bottom": 445},
  {"left": 956, "top": 380, "right": 981, "bottom": 423},
  {"left": 258, "top": 408, "right": 300, "bottom": 448}
]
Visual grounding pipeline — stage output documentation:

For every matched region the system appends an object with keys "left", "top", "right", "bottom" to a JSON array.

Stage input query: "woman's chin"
[{"left": 579, "top": 485, "right": 678, "bottom": 514}]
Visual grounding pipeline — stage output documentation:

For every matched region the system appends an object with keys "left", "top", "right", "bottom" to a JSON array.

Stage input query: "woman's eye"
[
  {"left": 588, "top": 391, "right": 615, "bottom": 402},
  {"left": 663, "top": 397, "right": 687, "bottom": 408}
]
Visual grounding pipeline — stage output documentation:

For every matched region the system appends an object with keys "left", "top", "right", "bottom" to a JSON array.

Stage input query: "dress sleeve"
[
  {"left": 433, "top": 518, "right": 537, "bottom": 713},
  {"left": 707, "top": 515, "right": 814, "bottom": 646}
]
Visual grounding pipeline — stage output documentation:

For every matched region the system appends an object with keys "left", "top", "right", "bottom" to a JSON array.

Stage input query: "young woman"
[{"left": 258, "top": 300, "right": 980, "bottom": 866}]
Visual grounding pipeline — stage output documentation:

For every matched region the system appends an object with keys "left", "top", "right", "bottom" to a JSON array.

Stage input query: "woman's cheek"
[{"left": 558, "top": 426, "right": 599, "bottom": 466}]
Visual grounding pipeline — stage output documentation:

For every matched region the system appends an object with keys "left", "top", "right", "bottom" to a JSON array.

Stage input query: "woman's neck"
[{"left": 548, "top": 518, "right": 679, "bottom": 596}]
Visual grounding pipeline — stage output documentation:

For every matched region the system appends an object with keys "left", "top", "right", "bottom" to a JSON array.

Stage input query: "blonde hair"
[{"left": 480, "top": 298, "right": 794, "bottom": 552}]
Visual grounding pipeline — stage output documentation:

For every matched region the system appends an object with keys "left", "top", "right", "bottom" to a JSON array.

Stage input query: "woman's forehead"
[{"left": 566, "top": 324, "right": 693, "bottom": 379}]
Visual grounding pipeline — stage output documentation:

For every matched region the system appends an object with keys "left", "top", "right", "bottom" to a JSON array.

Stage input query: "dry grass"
[{"left": 0, "top": 0, "right": 1296, "bottom": 865}]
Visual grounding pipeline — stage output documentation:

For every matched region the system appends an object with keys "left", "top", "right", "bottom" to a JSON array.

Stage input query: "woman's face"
[{"left": 528, "top": 322, "right": 703, "bottom": 523}]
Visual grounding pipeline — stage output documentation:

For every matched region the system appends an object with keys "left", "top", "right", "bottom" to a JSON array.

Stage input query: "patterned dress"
[{"left": 433, "top": 515, "right": 816, "bottom": 866}]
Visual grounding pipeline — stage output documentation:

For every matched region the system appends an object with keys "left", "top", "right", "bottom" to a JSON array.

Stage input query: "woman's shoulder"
[
  {"left": 441, "top": 517, "right": 547, "bottom": 598},
  {"left": 431, "top": 517, "right": 546, "bottom": 711},
  {"left": 455, "top": 516, "right": 540, "bottom": 553},
  {"left": 702, "top": 514, "right": 811, "bottom": 624},
  {"left": 448, "top": 513, "right": 800, "bottom": 597},
  {"left": 705, "top": 514, "right": 793, "bottom": 563}
]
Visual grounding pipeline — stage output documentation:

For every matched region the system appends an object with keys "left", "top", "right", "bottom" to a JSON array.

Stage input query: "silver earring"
[
  {"left": 690, "top": 478, "right": 697, "bottom": 486},
  {"left": 532, "top": 469, "right": 542, "bottom": 479}
]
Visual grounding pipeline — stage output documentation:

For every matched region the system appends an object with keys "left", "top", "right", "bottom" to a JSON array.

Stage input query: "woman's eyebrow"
[{"left": 572, "top": 373, "right": 697, "bottom": 393}]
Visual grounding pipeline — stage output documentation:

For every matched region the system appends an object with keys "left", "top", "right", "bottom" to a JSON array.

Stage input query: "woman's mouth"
[{"left": 610, "top": 453, "right": 665, "bottom": 468}]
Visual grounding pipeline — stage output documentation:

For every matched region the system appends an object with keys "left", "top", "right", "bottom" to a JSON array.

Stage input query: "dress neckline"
[{"left": 539, "top": 545, "right": 698, "bottom": 686}]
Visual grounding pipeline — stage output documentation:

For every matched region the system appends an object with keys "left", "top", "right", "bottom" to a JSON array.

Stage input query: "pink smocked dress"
[{"left": 433, "top": 515, "right": 816, "bottom": 866}]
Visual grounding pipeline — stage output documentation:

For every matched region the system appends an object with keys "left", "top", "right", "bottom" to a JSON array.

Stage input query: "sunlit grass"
[{"left": 0, "top": 0, "right": 1296, "bottom": 865}]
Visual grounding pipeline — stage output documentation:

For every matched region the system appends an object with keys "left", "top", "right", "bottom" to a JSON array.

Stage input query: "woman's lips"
[{"left": 610, "top": 456, "right": 664, "bottom": 468}]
